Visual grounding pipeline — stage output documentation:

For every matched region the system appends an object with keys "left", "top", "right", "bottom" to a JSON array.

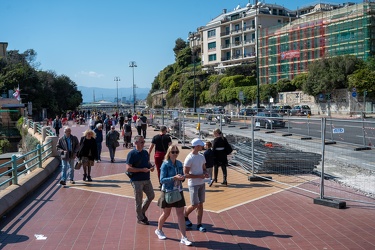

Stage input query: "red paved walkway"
[{"left": 0, "top": 123, "right": 375, "bottom": 249}]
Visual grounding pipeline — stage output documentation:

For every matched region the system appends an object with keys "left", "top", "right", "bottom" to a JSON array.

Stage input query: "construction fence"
[{"left": 151, "top": 110, "right": 375, "bottom": 206}]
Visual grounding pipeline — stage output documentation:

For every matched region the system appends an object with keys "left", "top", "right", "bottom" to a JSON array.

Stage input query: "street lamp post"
[
  {"left": 193, "top": 54, "right": 196, "bottom": 113},
  {"left": 129, "top": 61, "right": 137, "bottom": 113},
  {"left": 114, "top": 76, "right": 120, "bottom": 112},
  {"left": 254, "top": 0, "right": 262, "bottom": 110},
  {"left": 162, "top": 91, "right": 165, "bottom": 125}
]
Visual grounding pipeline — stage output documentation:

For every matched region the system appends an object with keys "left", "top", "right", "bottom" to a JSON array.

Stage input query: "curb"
[{"left": 0, "top": 157, "right": 60, "bottom": 218}]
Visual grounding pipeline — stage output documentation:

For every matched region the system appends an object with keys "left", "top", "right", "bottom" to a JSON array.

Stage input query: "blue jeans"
[
  {"left": 96, "top": 142, "right": 102, "bottom": 160},
  {"left": 61, "top": 158, "right": 75, "bottom": 181},
  {"left": 108, "top": 145, "right": 116, "bottom": 161},
  {"left": 131, "top": 180, "right": 155, "bottom": 221}
]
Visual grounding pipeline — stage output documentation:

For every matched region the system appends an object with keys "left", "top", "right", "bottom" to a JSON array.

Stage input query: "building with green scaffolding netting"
[{"left": 259, "top": 2, "right": 375, "bottom": 85}]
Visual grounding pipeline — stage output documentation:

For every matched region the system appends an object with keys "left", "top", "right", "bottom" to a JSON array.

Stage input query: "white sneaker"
[
  {"left": 155, "top": 229, "right": 167, "bottom": 240},
  {"left": 180, "top": 237, "right": 192, "bottom": 246}
]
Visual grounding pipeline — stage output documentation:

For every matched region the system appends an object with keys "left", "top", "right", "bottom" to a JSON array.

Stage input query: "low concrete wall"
[{"left": 0, "top": 156, "right": 60, "bottom": 218}]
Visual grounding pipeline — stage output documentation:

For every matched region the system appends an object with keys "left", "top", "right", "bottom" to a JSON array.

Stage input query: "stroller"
[{"left": 123, "top": 123, "right": 133, "bottom": 148}]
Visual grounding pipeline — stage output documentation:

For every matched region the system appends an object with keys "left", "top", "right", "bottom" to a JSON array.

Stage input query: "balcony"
[
  {"left": 232, "top": 41, "right": 242, "bottom": 47},
  {"left": 221, "top": 57, "right": 231, "bottom": 61},
  {"left": 243, "top": 39, "right": 255, "bottom": 45},
  {"left": 220, "top": 31, "right": 231, "bottom": 36},
  {"left": 244, "top": 52, "right": 256, "bottom": 58},
  {"left": 221, "top": 44, "right": 231, "bottom": 49},
  {"left": 232, "top": 54, "right": 243, "bottom": 60},
  {"left": 231, "top": 28, "right": 243, "bottom": 34}
]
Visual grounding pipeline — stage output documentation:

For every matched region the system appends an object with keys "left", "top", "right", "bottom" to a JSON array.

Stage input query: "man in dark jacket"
[
  {"left": 106, "top": 125, "right": 120, "bottom": 163},
  {"left": 139, "top": 113, "right": 148, "bottom": 139},
  {"left": 52, "top": 115, "right": 62, "bottom": 137},
  {"left": 94, "top": 123, "right": 103, "bottom": 162},
  {"left": 56, "top": 127, "right": 79, "bottom": 185}
]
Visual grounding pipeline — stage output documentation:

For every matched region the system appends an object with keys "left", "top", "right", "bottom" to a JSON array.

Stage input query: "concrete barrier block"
[
  {"left": 0, "top": 157, "right": 60, "bottom": 218},
  {"left": 0, "top": 185, "right": 28, "bottom": 217}
]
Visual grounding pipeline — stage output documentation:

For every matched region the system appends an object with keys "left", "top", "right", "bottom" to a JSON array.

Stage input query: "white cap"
[{"left": 191, "top": 138, "right": 205, "bottom": 147}]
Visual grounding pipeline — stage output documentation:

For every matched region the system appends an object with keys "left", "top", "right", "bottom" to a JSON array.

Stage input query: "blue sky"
[{"left": 1, "top": 0, "right": 362, "bottom": 90}]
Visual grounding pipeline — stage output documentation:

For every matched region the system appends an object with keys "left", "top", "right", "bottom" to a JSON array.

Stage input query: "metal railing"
[{"left": 0, "top": 140, "right": 53, "bottom": 188}]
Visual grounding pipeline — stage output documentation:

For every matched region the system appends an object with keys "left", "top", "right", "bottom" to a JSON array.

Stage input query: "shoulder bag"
[
  {"left": 165, "top": 164, "right": 182, "bottom": 204},
  {"left": 74, "top": 159, "right": 82, "bottom": 170},
  {"left": 224, "top": 137, "right": 233, "bottom": 155},
  {"left": 165, "top": 189, "right": 182, "bottom": 204}
]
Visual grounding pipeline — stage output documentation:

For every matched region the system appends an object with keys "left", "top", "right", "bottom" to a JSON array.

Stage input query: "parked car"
[
  {"left": 213, "top": 106, "right": 225, "bottom": 114},
  {"left": 255, "top": 112, "right": 285, "bottom": 129},
  {"left": 205, "top": 108, "right": 214, "bottom": 120},
  {"left": 239, "top": 108, "right": 256, "bottom": 116},
  {"left": 213, "top": 114, "right": 231, "bottom": 124},
  {"left": 251, "top": 105, "right": 266, "bottom": 114},
  {"left": 289, "top": 105, "right": 311, "bottom": 116},
  {"left": 273, "top": 105, "right": 292, "bottom": 114}
]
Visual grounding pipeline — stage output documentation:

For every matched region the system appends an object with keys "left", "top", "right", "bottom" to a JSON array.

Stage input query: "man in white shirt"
[{"left": 183, "top": 138, "right": 208, "bottom": 232}]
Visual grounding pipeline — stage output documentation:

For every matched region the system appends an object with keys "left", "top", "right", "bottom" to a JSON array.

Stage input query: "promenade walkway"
[{"left": 0, "top": 123, "right": 375, "bottom": 249}]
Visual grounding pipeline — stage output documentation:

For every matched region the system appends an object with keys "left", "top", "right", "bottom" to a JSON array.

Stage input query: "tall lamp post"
[
  {"left": 114, "top": 76, "right": 120, "bottom": 112},
  {"left": 193, "top": 53, "right": 196, "bottom": 113},
  {"left": 253, "top": 0, "right": 262, "bottom": 110},
  {"left": 129, "top": 61, "right": 137, "bottom": 113}
]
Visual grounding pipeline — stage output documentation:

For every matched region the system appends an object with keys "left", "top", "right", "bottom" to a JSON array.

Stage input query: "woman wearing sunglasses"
[{"left": 155, "top": 145, "right": 192, "bottom": 246}]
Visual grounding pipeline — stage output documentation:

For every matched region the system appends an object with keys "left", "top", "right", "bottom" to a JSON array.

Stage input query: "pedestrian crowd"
[{"left": 56, "top": 110, "right": 232, "bottom": 247}]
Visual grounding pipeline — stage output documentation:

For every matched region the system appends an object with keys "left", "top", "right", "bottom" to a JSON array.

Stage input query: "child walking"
[{"left": 203, "top": 141, "right": 215, "bottom": 187}]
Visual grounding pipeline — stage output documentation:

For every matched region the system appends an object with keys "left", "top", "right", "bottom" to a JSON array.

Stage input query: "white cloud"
[{"left": 78, "top": 71, "right": 105, "bottom": 78}]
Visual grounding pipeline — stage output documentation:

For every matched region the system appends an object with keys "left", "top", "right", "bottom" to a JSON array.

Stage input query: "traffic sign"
[
  {"left": 352, "top": 92, "right": 357, "bottom": 97},
  {"left": 333, "top": 128, "right": 345, "bottom": 134},
  {"left": 239, "top": 91, "right": 244, "bottom": 101},
  {"left": 352, "top": 87, "right": 356, "bottom": 92}
]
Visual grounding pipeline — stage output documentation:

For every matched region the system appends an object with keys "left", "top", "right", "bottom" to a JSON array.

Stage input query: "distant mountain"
[{"left": 78, "top": 86, "right": 150, "bottom": 103}]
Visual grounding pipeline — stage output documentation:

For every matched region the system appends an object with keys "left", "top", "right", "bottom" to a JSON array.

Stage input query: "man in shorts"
[{"left": 183, "top": 138, "right": 208, "bottom": 232}]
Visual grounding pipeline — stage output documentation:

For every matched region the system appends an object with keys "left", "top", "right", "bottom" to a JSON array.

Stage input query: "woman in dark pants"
[
  {"left": 212, "top": 128, "right": 229, "bottom": 185},
  {"left": 78, "top": 129, "right": 98, "bottom": 182}
]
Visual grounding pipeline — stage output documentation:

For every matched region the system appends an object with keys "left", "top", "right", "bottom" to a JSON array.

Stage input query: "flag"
[{"left": 13, "top": 86, "right": 21, "bottom": 101}]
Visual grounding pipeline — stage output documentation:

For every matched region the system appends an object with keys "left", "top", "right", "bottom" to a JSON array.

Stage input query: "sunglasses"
[
  {"left": 170, "top": 151, "right": 179, "bottom": 154},
  {"left": 137, "top": 141, "right": 145, "bottom": 144}
]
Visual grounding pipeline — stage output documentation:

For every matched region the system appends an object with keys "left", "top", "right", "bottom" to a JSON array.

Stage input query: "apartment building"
[
  {"left": 259, "top": 1, "right": 375, "bottom": 84},
  {"left": 196, "top": 3, "right": 294, "bottom": 72},
  {"left": 193, "top": 1, "right": 375, "bottom": 84}
]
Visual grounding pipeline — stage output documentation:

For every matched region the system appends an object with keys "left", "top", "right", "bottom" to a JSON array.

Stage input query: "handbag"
[
  {"left": 224, "top": 138, "right": 233, "bottom": 155},
  {"left": 165, "top": 189, "right": 182, "bottom": 204},
  {"left": 114, "top": 140, "right": 120, "bottom": 147},
  {"left": 74, "top": 159, "right": 82, "bottom": 170}
]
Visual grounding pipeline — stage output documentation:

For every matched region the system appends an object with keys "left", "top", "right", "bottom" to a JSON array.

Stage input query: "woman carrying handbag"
[
  {"left": 77, "top": 129, "right": 98, "bottom": 182},
  {"left": 155, "top": 145, "right": 192, "bottom": 246}
]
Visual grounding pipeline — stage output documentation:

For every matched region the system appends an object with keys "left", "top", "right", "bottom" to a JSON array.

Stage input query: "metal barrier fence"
[
  {"left": 150, "top": 110, "right": 375, "bottom": 205},
  {"left": 0, "top": 140, "right": 53, "bottom": 188}
]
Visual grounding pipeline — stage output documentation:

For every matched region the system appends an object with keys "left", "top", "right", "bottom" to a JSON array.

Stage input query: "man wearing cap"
[
  {"left": 183, "top": 138, "right": 208, "bottom": 232},
  {"left": 148, "top": 125, "right": 172, "bottom": 188}
]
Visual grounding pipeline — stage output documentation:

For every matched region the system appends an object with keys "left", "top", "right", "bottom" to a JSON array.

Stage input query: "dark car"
[
  {"left": 255, "top": 112, "right": 285, "bottom": 129},
  {"left": 239, "top": 108, "right": 256, "bottom": 116},
  {"left": 289, "top": 105, "right": 311, "bottom": 116},
  {"left": 251, "top": 105, "right": 266, "bottom": 114},
  {"left": 205, "top": 108, "right": 214, "bottom": 120},
  {"left": 213, "top": 106, "right": 225, "bottom": 114},
  {"left": 273, "top": 105, "right": 292, "bottom": 114}
]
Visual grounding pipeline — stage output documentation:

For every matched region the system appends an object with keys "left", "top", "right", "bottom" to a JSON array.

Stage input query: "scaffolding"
[{"left": 258, "top": 2, "right": 375, "bottom": 85}]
